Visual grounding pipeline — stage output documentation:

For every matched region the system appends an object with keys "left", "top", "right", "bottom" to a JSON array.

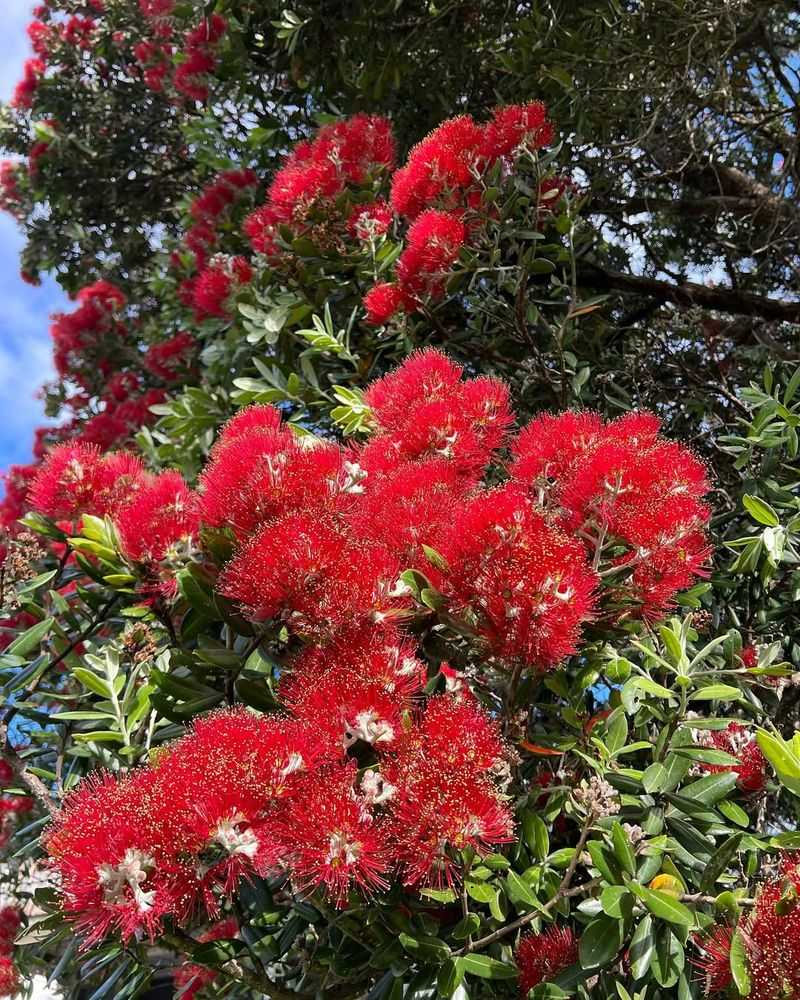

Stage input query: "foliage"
[{"left": 0, "top": 3, "right": 798, "bottom": 1000}]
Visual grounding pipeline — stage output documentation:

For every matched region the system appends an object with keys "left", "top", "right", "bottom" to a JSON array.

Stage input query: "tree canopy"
[{"left": 0, "top": 2, "right": 798, "bottom": 999}]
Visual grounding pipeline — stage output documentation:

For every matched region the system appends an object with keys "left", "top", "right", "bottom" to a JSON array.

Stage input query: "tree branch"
[{"left": 579, "top": 262, "right": 800, "bottom": 323}]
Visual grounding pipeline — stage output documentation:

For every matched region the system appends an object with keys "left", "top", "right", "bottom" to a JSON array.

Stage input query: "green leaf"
[
  {"left": 699, "top": 834, "right": 744, "bottom": 892},
  {"left": 689, "top": 684, "right": 743, "bottom": 702},
  {"left": 742, "top": 494, "right": 779, "bottom": 527},
  {"left": 522, "top": 810, "right": 550, "bottom": 860},
  {"left": 680, "top": 771, "right": 738, "bottom": 805},
  {"left": 729, "top": 928, "right": 751, "bottom": 996},
  {"left": 629, "top": 915, "right": 655, "bottom": 979},
  {"left": 398, "top": 933, "right": 450, "bottom": 963},
  {"left": 611, "top": 822, "right": 636, "bottom": 875},
  {"left": 632, "top": 885, "right": 694, "bottom": 927},
  {"left": 72, "top": 668, "right": 112, "bottom": 698},
  {"left": 600, "top": 886, "right": 630, "bottom": 919},
  {"left": 505, "top": 870, "right": 538, "bottom": 910},
  {"left": 459, "top": 954, "right": 518, "bottom": 980},
  {"left": 642, "top": 762, "right": 667, "bottom": 793},
  {"left": 437, "top": 959, "right": 464, "bottom": 998},
  {"left": 578, "top": 916, "right": 623, "bottom": 969},
  {"left": 6, "top": 617, "right": 54, "bottom": 657}
]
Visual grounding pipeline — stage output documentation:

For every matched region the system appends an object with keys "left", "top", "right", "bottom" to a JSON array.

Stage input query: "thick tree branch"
[{"left": 579, "top": 262, "right": 800, "bottom": 323}]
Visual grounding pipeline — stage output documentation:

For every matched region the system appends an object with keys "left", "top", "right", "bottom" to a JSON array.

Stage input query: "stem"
[{"left": 460, "top": 817, "right": 597, "bottom": 954}]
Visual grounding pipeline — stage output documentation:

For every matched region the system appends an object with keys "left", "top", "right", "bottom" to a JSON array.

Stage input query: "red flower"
[
  {"left": 0, "top": 957, "right": 19, "bottom": 998},
  {"left": 28, "top": 444, "right": 145, "bottom": 521},
  {"left": 143, "top": 331, "right": 197, "bottom": 381},
  {"left": 692, "top": 925, "right": 734, "bottom": 996},
  {"left": 271, "top": 761, "right": 391, "bottom": 907},
  {"left": 347, "top": 200, "right": 394, "bottom": 240},
  {"left": 218, "top": 513, "right": 405, "bottom": 639},
  {"left": 516, "top": 926, "right": 578, "bottom": 994},
  {"left": 244, "top": 115, "right": 395, "bottom": 252},
  {"left": 395, "top": 209, "right": 466, "bottom": 297},
  {"left": 12, "top": 58, "right": 45, "bottom": 110},
  {"left": 0, "top": 907, "right": 20, "bottom": 955},
  {"left": 699, "top": 722, "right": 767, "bottom": 793},
  {"left": 437, "top": 485, "right": 598, "bottom": 667},
  {"left": 363, "top": 282, "right": 409, "bottom": 324},
  {"left": 116, "top": 470, "right": 198, "bottom": 564},
  {"left": 390, "top": 115, "right": 484, "bottom": 220},
  {"left": 481, "top": 102, "right": 554, "bottom": 161},
  {"left": 192, "top": 256, "right": 253, "bottom": 319}
]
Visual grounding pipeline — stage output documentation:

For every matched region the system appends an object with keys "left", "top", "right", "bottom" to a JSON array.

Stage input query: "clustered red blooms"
[
  {"left": 173, "top": 15, "right": 227, "bottom": 103},
  {"left": 50, "top": 280, "right": 127, "bottom": 386},
  {"left": 191, "top": 255, "right": 254, "bottom": 320},
  {"left": 515, "top": 926, "right": 578, "bottom": 995},
  {"left": 694, "top": 855, "right": 800, "bottom": 999},
  {"left": 244, "top": 115, "right": 396, "bottom": 257},
  {"left": 172, "top": 918, "right": 238, "bottom": 1000},
  {"left": 0, "top": 897, "right": 21, "bottom": 995},
  {"left": 142, "top": 330, "right": 197, "bottom": 382},
  {"left": 46, "top": 695, "right": 511, "bottom": 944},
  {"left": 509, "top": 409, "right": 711, "bottom": 617},
  {"left": 11, "top": 58, "right": 44, "bottom": 109},
  {"left": 697, "top": 722, "right": 767, "bottom": 793},
  {"left": 0, "top": 162, "right": 25, "bottom": 220},
  {"left": 361, "top": 103, "right": 557, "bottom": 324},
  {"left": 182, "top": 168, "right": 259, "bottom": 272}
]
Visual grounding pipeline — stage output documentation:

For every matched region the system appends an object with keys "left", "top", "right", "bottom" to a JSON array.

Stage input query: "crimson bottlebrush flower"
[
  {"left": 346, "top": 458, "right": 463, "bottom": 562},
  {"left": 0, "top": 906, "right": 20, "bottom": 954},
  {"left": 698, "top": 722, "right": 767, "bottom": 793},
  {"left": 282, "top": 623, "right": 426, "bottom": 712},
  {"left": 745, "top": 870, "right": 800, "bottom": 1000},
  {"left": 174, "top": 47, "right": 216, "bottom": 102},
  {"left": 0, "top": 162, "right": 25, "bottom": 221},
  {"left": 437, "top": 485, "right": 598, "bottom": 667},
  {"left": 0, "top": 957, "right": 19, "bottom": 998},
  {"left": 512, "top": 410, "right": 711, "bottom": 617},
  {"left": 272, "top": 761, "right": 391, "bottom": 907},
  {"left": 741, "top": 644, "right": 758, "bottom": 668},
  {"left": 11, "top": 58, "right": 44, "bottom": 109},
  {"left": 28, "top": 443, "right": 145, "bottom": 521},
  {"left": 218, "top": 513, "right": 406, "bottom": 638},
  {"left": 45, "top": 770, "right": 186, "bottom": 946},
  {"left": 692, "top": 925, "right": 734, "bottom": 996},
  {"left": 62, "top": 15, "right": 97, "bottom": 48},
  {"left": 515, "top": 926, "right": 578, "bottom": 994},
  {"left": 390, "top": 115, "right": 485, "bottom": 220},
  {"left": 199, "top": 419, "right": 354, "bottom": 539},
  {"left": 116, "top": 470, "right": 198, "bottom": 564},
  {"left": 192, "top": 256, "right": 253, "bottom": 319},
  {"left": 363, "top": 282, "right": 410, "bottom": 324},
  {"left": 27, "top": 18, "right": 54, "bottom": 59},
  {"left": 481, "top": 102, "right": 554, "bottom": 161},
  {"left": 140, "top": 0, "right": 175, "bottom": 17},
  {"left": 50, "top": 280, "right": 127, "bottom": 386},
  {"left": 363, "top": 348, "right": 511, "bottom": 477},
  {"left": 346, "top": 200, "right": 394, "bottom": 240},
  {"left": 244, "top": 115, "right": 395, "bottom": 252},
  {"left": 395, "top": 209, "right": 466, "bottom": 297},
  {"left": 381, "top": 696, "right": 512, "bottom": 887},
  {"left": 143, "top": 331, "right": 197, "bottom": 381}
]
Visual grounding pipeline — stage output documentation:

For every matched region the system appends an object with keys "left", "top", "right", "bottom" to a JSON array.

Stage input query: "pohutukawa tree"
[{"left": 0, "top": 2, "right": 799, "bottom": 1000}]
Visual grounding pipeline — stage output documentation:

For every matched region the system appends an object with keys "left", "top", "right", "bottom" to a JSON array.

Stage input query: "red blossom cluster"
[
  {"left": 515, "top": 926, "right": 578, "bottom": 995},
  {"left": 0, "top": 906, "right": 20, "bottom": 960},
  {"left": 190, "top": 255, "right": 254, "bottom": 320},
  {"left": 694, "top": 855, "right": 800, "bottom": 998},
  {"left": 173, "top": 15, "right": 227, "bottom": 103},
  {"left": 11, "top": 58, "right": 44, "bottom": 109},
  {"left": 244, "top": 114, "right": 396, "bottom": 256},
  {"left": 50, "top": 280, "right": 127, "bottom": 386},
  {"left": 181, "top": 168, "right": 259, "bottom": 272},
  {"left": 697, "top": 722, "right": 767, "bottom": 793},
  {"left": 0, "top": 162, "right": 25, "bottom": 221},
  {"left": 143, "top": 330, "right": 197, "bottom": 382},
  {"left": 510, "top": 409, "right": 711, "bottom": 617},
  {"left": 363, "top": 103, "right": 558, "bottom": 323},
  {"left": 46, "top": 695, "right": 510, "bottom": 943}
]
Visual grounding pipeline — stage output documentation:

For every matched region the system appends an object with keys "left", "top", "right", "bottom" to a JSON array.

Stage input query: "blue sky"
[{"left": 0, "top": 1, "right": 67, "bottom": 474}]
